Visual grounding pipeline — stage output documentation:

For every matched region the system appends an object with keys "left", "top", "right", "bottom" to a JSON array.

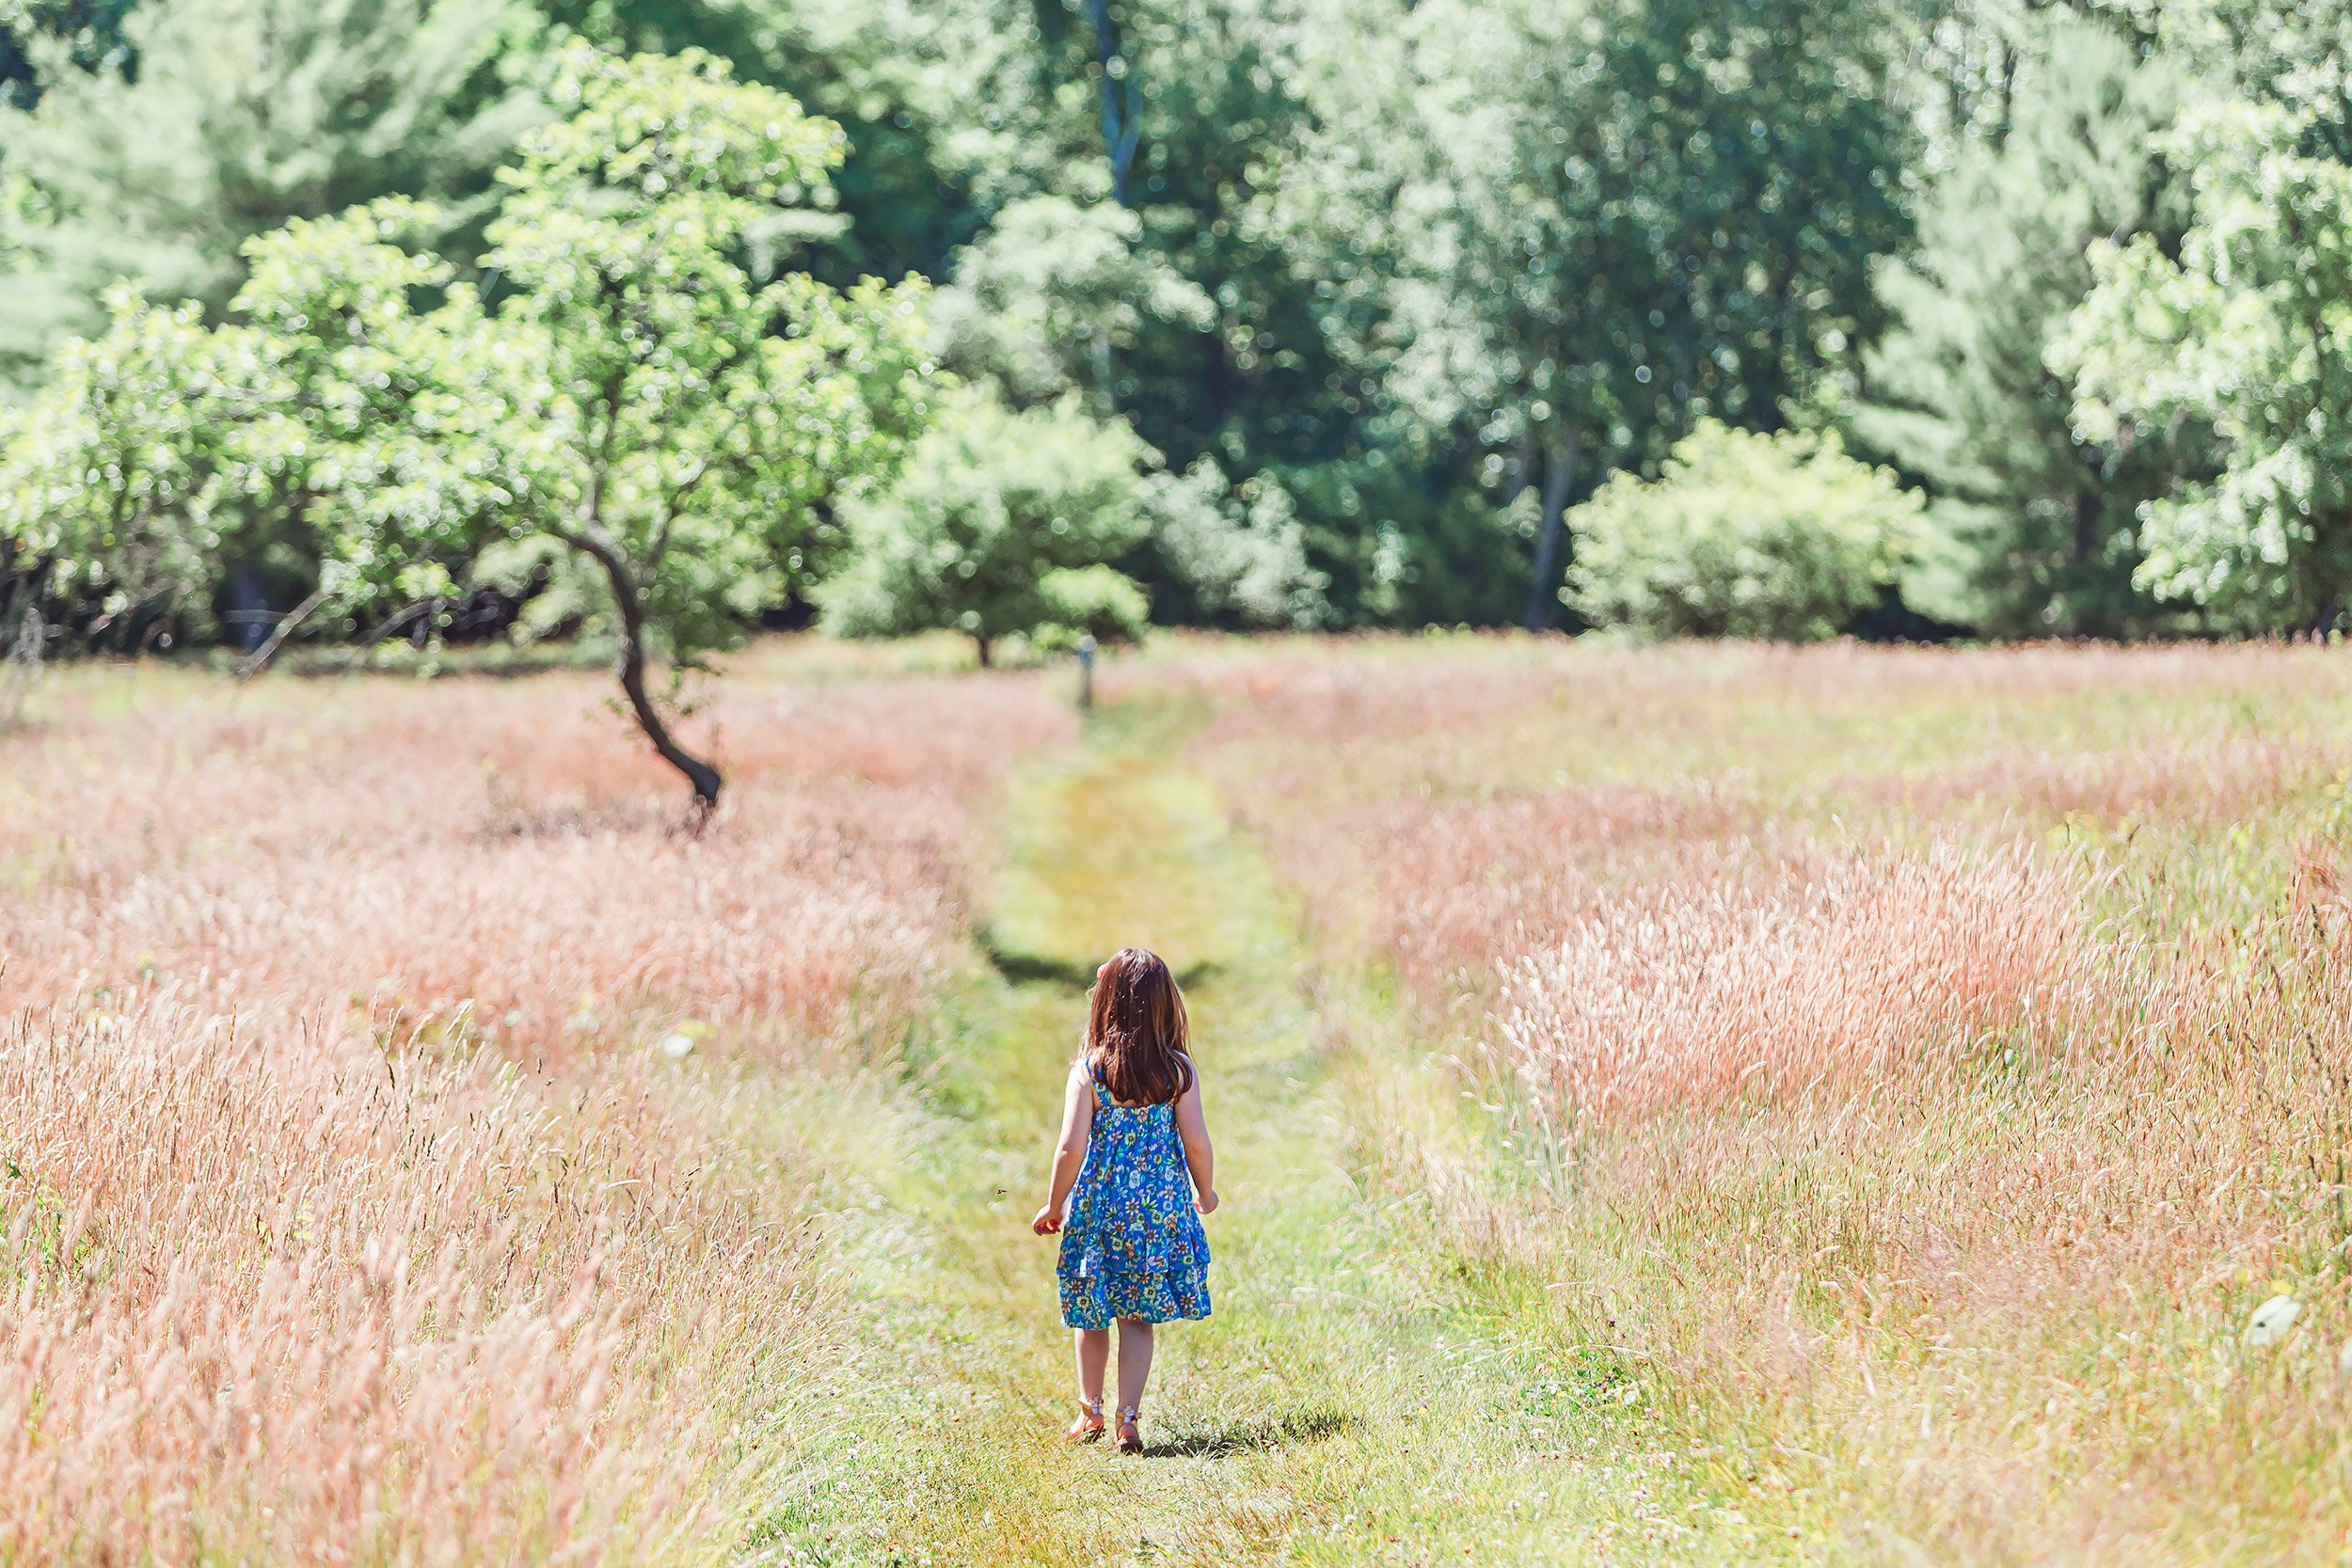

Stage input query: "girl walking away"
[{"left": 1032, "top": 948, "right": 1217, "bottom": 1454}]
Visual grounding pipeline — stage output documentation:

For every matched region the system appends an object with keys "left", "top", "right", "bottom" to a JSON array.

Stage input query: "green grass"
[{"left": 763, "top": 720, "right": 1756, "bottom": 1565}]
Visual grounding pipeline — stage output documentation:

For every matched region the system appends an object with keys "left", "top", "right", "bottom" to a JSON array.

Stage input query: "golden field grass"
[
  {"left": 0, "top": 646, "right": 1073, "bottom": 1564},
  {"left": 1155, "top": 636, "right": 2352, "bottom": 1563}
]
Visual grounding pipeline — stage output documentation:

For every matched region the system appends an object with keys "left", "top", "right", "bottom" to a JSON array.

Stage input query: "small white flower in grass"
[
  {"left": 2338, "top": 1339, "right": 2352, "bottom": 1378},
  {"left": 2246, "top": 1294, "right": 2300, "bottom": 1347},
  {"left": 658, "top": 1032, "right": 695, "bottom": 1059}
]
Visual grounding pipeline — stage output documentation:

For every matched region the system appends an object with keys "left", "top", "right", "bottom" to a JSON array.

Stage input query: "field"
[{"left": 6, "top": 635, "right": 2351, "bottom": 1565}]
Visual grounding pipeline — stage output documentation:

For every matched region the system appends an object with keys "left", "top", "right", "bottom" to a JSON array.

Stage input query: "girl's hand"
[
  {"left": 1195, "top": 1188, "right": 1219, "bottom": 1216},
  {"left": 1031, "top": 1205, "right": 1063, "bottom": 1235}
]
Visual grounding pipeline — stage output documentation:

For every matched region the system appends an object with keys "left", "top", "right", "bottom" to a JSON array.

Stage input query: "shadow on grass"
[
  {"left": 978, "top": 933, "right": 1221, "bottom": 992},
  {"left": 1142, "top": 1407, "right": 1352, "bottom": 1459},
  {"left": 981, "top": 942, "right": 1099, "bottom": 989}
]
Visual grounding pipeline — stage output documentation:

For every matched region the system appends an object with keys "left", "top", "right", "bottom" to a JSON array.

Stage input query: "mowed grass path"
[{"left": 764, "top": 722, "right": 1741, "bottom": 1565}]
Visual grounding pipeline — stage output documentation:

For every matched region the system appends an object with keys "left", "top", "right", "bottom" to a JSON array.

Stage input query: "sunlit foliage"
[
  {"left": 0, "top": 44, "right": 934, "bottom": 803},
  {"left": 1566, "top": 420, "right": 1925, "bottom": 641}
]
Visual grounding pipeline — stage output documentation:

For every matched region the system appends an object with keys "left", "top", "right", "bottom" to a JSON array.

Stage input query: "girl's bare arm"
[
  {"left": 1174, "top": 1069, "right": 1217, "bottom": 1214},
  {"left": 1032, "top": 1065, "right": 1095, "bottom": 1234}
]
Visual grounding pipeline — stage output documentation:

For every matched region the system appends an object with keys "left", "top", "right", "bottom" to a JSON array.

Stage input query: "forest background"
[{"left": 2, "top": 0, "right": 2348, "bottom": 667}]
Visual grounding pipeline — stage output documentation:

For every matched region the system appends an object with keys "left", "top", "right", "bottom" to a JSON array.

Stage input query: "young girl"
[{"left": 1031, "top": 947, "right": 1217, "bottom": 1454}]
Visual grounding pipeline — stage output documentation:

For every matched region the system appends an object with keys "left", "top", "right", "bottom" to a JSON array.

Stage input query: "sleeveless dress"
[{"left": 1056, "top": 1067, "right": 1213, "bottom": 1331}]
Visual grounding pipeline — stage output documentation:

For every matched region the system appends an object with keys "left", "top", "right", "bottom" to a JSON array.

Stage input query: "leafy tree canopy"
[
  {"left": 1279, "top": 0, "right": 1917, "bottom": 629},
  {"left": 0, "top": 0, "right": 137, "bottom": 108},
  {"left": 1855, "top": 12, "right": 2197, "bottom": 638},
  {"left": 0, "top": 0, "right": 541, "bottom": 391},
  {"left": 0, "top": 291, "right": 226, "bottom": 637},
  {"left": 818, "top": 390, "right": 1152, "bottom": 665},
  {"left": 0, "top": 44, "right": 935, "bottom": 806},
  {"left": 1136, "top": 458, "right": 1327, "bottom": 629},
  {"left": 930, "top": 194, "right": 1214, "bottom": 418},
  {"left": 2059, "top": 98, "right": 2352, "bottom": 631},
  {"left": 16, "top": 0, "right": 2352, "bottom": 651}
]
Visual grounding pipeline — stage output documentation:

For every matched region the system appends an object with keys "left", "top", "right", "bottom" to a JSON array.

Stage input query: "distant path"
[{"left": 769, "top": 728, "right": 1683, "bottom": 1564}]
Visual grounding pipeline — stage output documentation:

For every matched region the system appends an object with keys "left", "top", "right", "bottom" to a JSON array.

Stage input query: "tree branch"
[{"left": 237, "top": 583, "right": 330, "bottom": 679}]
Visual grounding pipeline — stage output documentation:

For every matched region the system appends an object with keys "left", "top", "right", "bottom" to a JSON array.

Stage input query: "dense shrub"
[
  {"left": 1565, "top": 420, "right": 1924, "bottom": 641},
  {"left": 817, "top": 391, "right": 1153, "bottom": 665}
]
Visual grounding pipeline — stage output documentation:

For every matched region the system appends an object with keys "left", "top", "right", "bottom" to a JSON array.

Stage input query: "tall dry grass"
[
  {"left": 1494, "top": 840, "right": 2075, "bottom": 1124},
  {"left": 1178, "top": 637, "right": 2352, "bottom": 1560},
  {"left": 2, "top": 1006, "right": 817, "bottom": 1564},
  {"left": 2, "top": 663, "right": 1071, "bottom": 1053},
  {"left": 0, "top": 650, "right": 1071, "bottom": 1563}
]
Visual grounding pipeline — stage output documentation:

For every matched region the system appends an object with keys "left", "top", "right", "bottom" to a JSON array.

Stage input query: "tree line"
[{"left": 3, "top": 0, "right": 2350, "bottom": 702}]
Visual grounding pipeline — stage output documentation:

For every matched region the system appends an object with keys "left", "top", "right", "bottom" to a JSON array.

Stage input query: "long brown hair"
[{"left": 1084, "top": 948, "right": 1191, "bottom": 1105}]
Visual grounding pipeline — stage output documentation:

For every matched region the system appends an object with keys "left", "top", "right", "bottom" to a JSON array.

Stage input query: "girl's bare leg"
[
  {"left": 1114, "top": 1318, "right": 1154, "bottom": 1448},
  {"left": 1070, "top": 1327, "right": 1110, "bottom": 1438}
]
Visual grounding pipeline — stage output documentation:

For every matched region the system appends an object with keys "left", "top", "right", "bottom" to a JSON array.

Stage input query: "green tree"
[
  {"left": 818, "top": 391, "right": 1153, "bottom": 665},
  {"left": 930, "top": 194, "right": 1214, "bottom": 417},
  {"left": 534, "top": 0, "right": 1081, "bottom": 282},
  {"left": 0, "top": 210, "right": 528, "bottom": 659},
  {"left": 219, "top": 204, "right": 528, "bottom": 657},
  {"left": 1063, "top": 0, "right": 1341, "bottom": 454},
  {"left": 1283, "top": 0, "right": 1916, "bottom": 630},
  {"left": 1854, "top": 13, "right": 2194, "bottom": 637},
  {"left": 0, "top": 0, "right": 137, "bottom": 109},
  {"left": 757, "top": 0, "right": 1083, "bottom": 281},
  {"left": 1565, "top": 420, "right": 1924, "bottom": 641},
  {"left": 2090, "top": 0, "right": 2352, "bottom": 150},
  {"left": 1136, "top": 458, "right": 1326, "bottom": 628},
  {"left": 1007, "top": 0, "right": 1391, "bottom": 621},
  {"left": 468, "top": 44, "right": 931, "bottom": 802},
  {"left": 1253, "top": 0, "right": 1535, "bottom": 628},
  {"left": 2058, "top": 97, "right": 2352, "bottom": 631},
  {"left": 0, "top": 289, "right": 227, "bottom": 648},
  {"left": 0, "top": 0, "right": 541, "bottom": 390},
  {"left": 1, "top": 46, "right": 934, "bottom": 808}
]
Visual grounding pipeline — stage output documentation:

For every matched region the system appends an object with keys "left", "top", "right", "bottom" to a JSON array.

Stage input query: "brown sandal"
[
  {"left": 1114, "top": 1403, "right": 1144, "bottom": 1454},
  {"left": 1066, "top": 1396, "right": 1105, "bottom": 1443}
]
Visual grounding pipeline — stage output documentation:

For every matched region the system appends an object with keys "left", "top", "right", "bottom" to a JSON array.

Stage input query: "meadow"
[
  {"left": 1169, "top": 638, "right": 2352, "bottom": 1561},
  {"left": 5, "top": 634, "right": 2349, "bottom": 1564},
  {"left": 0, "top": 643, "right": 1073, "bottom": 1563}
]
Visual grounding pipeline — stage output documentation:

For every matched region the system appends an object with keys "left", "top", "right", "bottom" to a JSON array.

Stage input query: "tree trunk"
[
  {"left": 2073, "top": 486, "right": 2101, "bottom": 568},
  {"left": 1995, "top": 40, "right": 2019, "bottom": 150},
  {"left": 1086, "top": 0, "right": 1143, "bottom": 206},
  {"left": 572, "top": 530, "right": 723, "bottom": 812},
  {"left": 1502, "top": 431, "right": 1537, "bottom": 509},
  {"left": 974, "top": 633, "right": 993, "bottom": 669},
  {"left": 1523, "top": 430, "right": 1582, "bottom": 633}
]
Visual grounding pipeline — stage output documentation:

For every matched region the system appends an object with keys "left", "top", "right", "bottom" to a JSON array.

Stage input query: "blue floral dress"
[{"left": 1057, "top": 1065, "right": 1212, "bottom": 1331}]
